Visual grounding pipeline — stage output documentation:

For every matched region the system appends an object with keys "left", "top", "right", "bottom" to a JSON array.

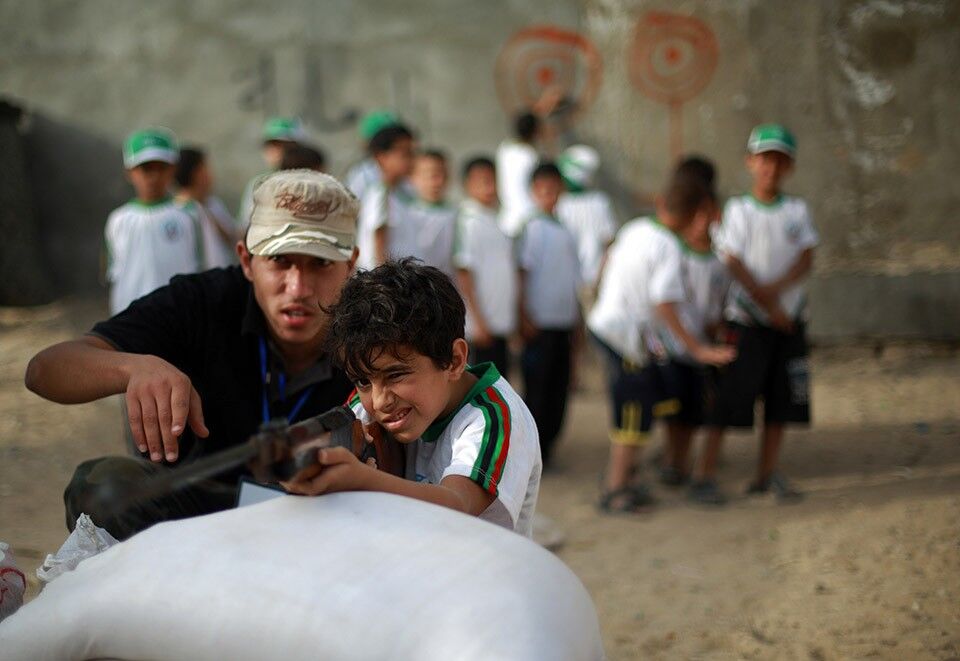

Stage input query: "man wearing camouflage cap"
[{"left": 26, "top": 170, "right": 360, "bottom": 539}]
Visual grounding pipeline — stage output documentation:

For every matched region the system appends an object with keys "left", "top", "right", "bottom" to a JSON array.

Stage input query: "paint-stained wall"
[
  {"left": 0, "top": 0, "right": 957, "bottom": 338},
  {"left": 576, "top": 0, "right": 960, "bottom": 339}
]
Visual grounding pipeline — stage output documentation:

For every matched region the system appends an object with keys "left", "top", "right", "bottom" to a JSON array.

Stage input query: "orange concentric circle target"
[
  {"left": 495, "top": 25, "right": 603, "bottom": 120},
  {"left": 628, "top": 12, "right": 718, "bottom": 105}
]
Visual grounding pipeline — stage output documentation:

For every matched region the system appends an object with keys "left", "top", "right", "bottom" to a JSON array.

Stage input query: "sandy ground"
[{"left": 1, "top": 299, "right": 959, "bottom": 660}]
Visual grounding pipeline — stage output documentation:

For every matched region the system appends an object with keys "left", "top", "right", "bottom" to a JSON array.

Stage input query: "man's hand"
[
  {"left": 125, "top": 355, "right": 208, "bottom": 463},
  {"left": 281, "top": 447, "right": 378, "bottom": 496},
  {"left": 692, "top": 344, "right": 737, "bottom": 367}
]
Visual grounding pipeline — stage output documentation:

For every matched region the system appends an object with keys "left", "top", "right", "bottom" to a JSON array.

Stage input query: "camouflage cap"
[{"left": 247, "top": 169, "right": 358, "bottom": 262}]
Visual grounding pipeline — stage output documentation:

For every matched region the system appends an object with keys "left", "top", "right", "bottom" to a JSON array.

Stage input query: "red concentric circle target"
[
  {"left": 628, "top": 12, "right": 718, "bottom": 105},
  {"left": 495, "top": 25, "right": 603, "bottom": 119}
]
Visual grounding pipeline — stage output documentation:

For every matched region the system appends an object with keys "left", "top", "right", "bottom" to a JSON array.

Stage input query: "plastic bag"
[
  {"left": 36, "top": 513, "right": 119, "bottom": 585},
  {"left": 0, "top": 542, "right": 26, "bottom": 623}
]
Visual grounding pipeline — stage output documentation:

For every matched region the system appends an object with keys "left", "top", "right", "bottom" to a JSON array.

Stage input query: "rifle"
[{"left": 113, "top": 406, "right": 405, "bottom": 510}]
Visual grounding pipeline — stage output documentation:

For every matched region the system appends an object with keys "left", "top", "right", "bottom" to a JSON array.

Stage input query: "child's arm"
[
  {"left": 373, "top": 226, "right": 389, "bottom": 266},
  {"left": 516, "top": 269, "right": 538, "bottom": 340},
  {"left": 754, "top": 248, "right": 814, "bottom": 302},
  {"left": 655, "top": 301, "right": 736, "bottom": 366},
  {"left": 200, "top": 201, "right": 240, "bottom": 245},
  {"left": 456, "top": 268, "right": 494, "bottom": 347},
  {"left": 282, "top": 447, "right": 496, "bottom": 515},
  {"left": 724, "top": 255, "right": 793, "bottom": 331}
]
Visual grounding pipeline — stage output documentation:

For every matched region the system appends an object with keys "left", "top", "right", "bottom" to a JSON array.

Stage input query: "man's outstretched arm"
[
  {"left": 25, "top": 335, "right": 207, "bottom": 462},
  {"left": 26, "top": 335, "right": 133, "bottom": 403}
]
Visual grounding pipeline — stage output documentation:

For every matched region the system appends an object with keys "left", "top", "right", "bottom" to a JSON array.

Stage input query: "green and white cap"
[
  {"left": 123, "top": 127, "right": 178, "bottom": 168},
  {"left": 358, "top": 109, "right": 399, "bottom": 141},
  {"left": 747, "top": 124, "right": 796, "bottom": 157},
  {"left": 558, "top": 144, "right": 600, "bottom": 189},
  {"left": 262, "top": 116, "right": 308, "bottom": 143},
  {"left": 247, "top": 169, "right": 358, "bottom": 262}
]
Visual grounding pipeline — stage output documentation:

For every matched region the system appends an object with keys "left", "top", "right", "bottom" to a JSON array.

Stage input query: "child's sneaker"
[
  {"left": 658, "top": 465, "right": 689, "bottom": 487},
  {"left": 688, "top": 479, "right": 727, "bottom": 506},
  {"left": 768, "top": 472, "right": 803, "bottom": 503},
  {"left": 746, "top": 472, "right": 803, "bottom": 503}
]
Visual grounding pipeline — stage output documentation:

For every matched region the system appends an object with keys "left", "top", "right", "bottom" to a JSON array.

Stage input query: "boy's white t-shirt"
[
  {"left": 356, "top": 182, "right": 420, "bottom": 271},
  {"left": 496, "top": 139, "right": 538, "bottom": 237},
  {"left": 648, "top": 247, "right": 731, "bottom": 363},
  {"left": 714, "top": 194, "right": 819, "bottom": 325},
  {"left": 517, "top": 212, "right": 581, "bottom": 330},
  {"left": 105, "top": 198, "right": 202, "bottom": 315},
  {"left": 453, "top": 199, "right": 517, "bottom": 338},
  {"left": 181, "top": 196, "right": 238, "bottom": 270},
  {"left": 409, "top": 199, "right": 457, "bottom": 277},
  {"left": 587, "top": 217, "right": 685, "bottom": 364},
  {"left": 556, "top": 189, "right": 617, "bottom": 287},
  {"left": 349, "top": 362, "right": 542, "bottom": 537},
  {"left": 344, "top": 157, "right": 381, "bottom": 201}
]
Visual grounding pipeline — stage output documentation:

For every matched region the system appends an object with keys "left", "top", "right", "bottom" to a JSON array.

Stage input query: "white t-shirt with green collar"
[
  {"left": 105, "top": 197, "right": 202, "bottom": 315},
  {"left": 356, "top": 182, "right": 421, "bottom": 271},
  {"left": 408, "top": 198, "right": 457, "bottom": 277},
  {"left": 453, "top": 198, "right": 518, "bottom": 339},
  {"left": 517, "top": 211, "right": 581, "bottom": 329},
  {"left": 714, "top": 193, "right": 818, "bottom": 325},
  {"left": 348, "top": 362, "right": 542, "bottom": 537},
  {"left": 648, "top": 245, "right": 731, "bottom": 364},
  {"left": 587, "top": 217, "right": 685, "bottom": 364}
]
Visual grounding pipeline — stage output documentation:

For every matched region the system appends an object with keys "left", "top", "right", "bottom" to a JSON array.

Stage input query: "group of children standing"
[
  {"left": 590, "top": 124, "right": 817, "bottom": 512},
  {"left": 105, "top": 111, "right": 815, "bottom": 518}
]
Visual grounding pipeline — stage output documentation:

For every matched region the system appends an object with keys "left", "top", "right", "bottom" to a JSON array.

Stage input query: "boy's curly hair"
[{"left": 325, "top": 258, "right": 466, "bottom": 378}]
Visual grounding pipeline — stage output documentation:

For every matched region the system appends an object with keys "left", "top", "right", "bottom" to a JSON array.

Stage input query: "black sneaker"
[
  {"left": 689, "top": 479, "right": 727, "bottom": 506},
  {"left": 746, "top": 473, "right": 803, "bottom": 503},
  {"left": 768, "top": 473, "right": 803, "bottom": 503},
  {"left": 658, "top": 465, "right": 689, "bottom": 487},
  {"left": 745, "top": 478, "right": 769, "bottom": 495}
]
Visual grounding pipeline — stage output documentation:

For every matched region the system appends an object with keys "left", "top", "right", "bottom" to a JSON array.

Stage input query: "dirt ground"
[{"left": 1, "top": 299, "right": 958, "bottom": 660}]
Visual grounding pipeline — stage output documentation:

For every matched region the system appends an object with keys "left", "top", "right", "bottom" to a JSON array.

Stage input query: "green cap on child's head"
[
  {"left": 123, "top": 128, "right": 178, "bottom": 169},
  {"left": 358, "top": 110, "right": 399, "bottom": 141},
  {"left": 262, "top": 116, "right": 307, "bottom": 143},
  {"left": 558, "top": 144, "right": 600, "bottom": 191},
  {"left": 747, "top": 124, "right": 796, "bottom": 158}
]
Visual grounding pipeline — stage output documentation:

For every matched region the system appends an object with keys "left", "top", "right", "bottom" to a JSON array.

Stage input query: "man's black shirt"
[{"left": 90, "top": 266, "right": 354, "bottom": 484}]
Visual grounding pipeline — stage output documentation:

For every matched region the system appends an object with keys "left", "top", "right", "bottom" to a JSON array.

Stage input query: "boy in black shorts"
[
  {"left": 587, "top": 166, "right": 734, "bottom": 513},
  {"left": 705, "top": 125, "right": 818, "bottom": 502},
  {"left": 646, "top": 157, "right": 730, "bottom": 503}
]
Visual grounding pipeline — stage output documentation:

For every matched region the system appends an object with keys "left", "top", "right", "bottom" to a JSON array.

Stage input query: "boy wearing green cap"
[
  {"left": 556, "top": 144, "right": 618, "bottom": 297},
  {"left": 237, "top": 116, "right": 307, "bottom": 227},
  {"left": 704, "top": 124, "right": 818, "bottom": 502},
  {"left": 105, "top": 128, "right": 201, "bottom": 315},
  {"left": 345, "top": 109, "right": 399, "bottom": 200}
]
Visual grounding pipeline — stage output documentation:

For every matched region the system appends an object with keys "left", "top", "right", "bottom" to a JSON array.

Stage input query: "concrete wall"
[
  {"left": 1, "top": 0, "right": 957, "bottom": 339},
  {"left": 576, "top": 0, "right": 960, "bottom": 341}
]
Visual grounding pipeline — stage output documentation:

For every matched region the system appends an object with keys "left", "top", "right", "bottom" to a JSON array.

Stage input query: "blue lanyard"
[{"left": 258, "top": 337, "right": 316, "bottom": 424}]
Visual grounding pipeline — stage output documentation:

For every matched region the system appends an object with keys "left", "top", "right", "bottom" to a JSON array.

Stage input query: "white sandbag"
[
  {"left": 0, "top": 492, "right": 604, "bottom": 661},
  {"left": 36, "top": 513, "right": 119, "bottom": 585}
]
